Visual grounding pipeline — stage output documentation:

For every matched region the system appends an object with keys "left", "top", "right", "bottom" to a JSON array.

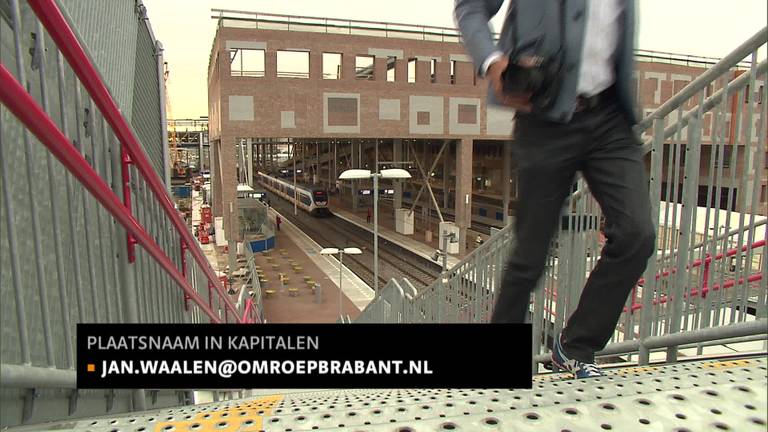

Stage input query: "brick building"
[{"left": 207, "top": 10, "right": 767, "bottom": 249}]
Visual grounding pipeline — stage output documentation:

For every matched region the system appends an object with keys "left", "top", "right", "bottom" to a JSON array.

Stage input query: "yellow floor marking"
[{"left": 154, "top": 394, "right": 284, "bottom": 431}]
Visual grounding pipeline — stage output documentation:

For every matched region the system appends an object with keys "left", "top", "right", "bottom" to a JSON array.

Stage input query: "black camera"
[
  {"left": 499, "top": 1, "right": 566, "bottom": 111},
  {"left": 501, "top": 53, "right": 563, "bottom": 110}
]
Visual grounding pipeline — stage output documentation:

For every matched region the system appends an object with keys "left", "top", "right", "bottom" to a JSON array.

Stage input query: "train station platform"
[
  {"left": 194, "top": 194, "right": 368, "bottom": 322},
  {"left": 267, "top": 207, "right": 375, "bottom": 313},
  {"left": 18, "top": 355, "right": 767, "bottom": 431},
  {"left": 328, "top": 197, "right": 465, "bottom": 269}
]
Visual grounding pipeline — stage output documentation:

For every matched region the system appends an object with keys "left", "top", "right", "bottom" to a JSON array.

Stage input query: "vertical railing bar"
[
  {"left": 720, "top": 86, "right": 745, "bottom": 326},
  {"left": 63, "top": 71, "right": 86, "bottom": 322},
  {"left": 163, "top": 215, "right": 175, "bottom": 322},
  {"left": 171, "top": 209, "right": 182, "bottom": 322},
  {"left": 96, "top": 116, "right": 114, "bottom": 323},
  {"left": 752, "top": 82, "right": 768, "bottom": 322},
  {"left": 695, "top": 79, "right": 721, "bottom": 331},
  {"left": 675, "top": 92, "right": 707, "bottom": 334},
  {"left": 74, "top": 84, "right": 99, "bottom": 322},
  {"left": 142, "top": 178, "right": 161, "bottom": 323},
  {"left": 111, "top": 219, "right": 125, "bottom": 322},
  {"left": 136, "top": 178, "right": 152, "bottom": 322},
  {"left": 143, "top": 179, "right": 159, "bottom": 323},
  {"left": 655, "top": 103, "right": 685, "bottom": 339},
  {"left": 708, "top": 73, "right": 734, "bottom": 330},
  {"left": 730, "top": 94, "right": 750, "bottom": 325},
  {"left": 146, "top": 195, "right": 162, "bottom": 323},
  {"left": 739, "top": 56, "right": 766, "bottom": 323},
  {"left": 36, "top": 20, "right": 75, "bottom": 368},
  {"left": 12, "top": 2, "right": 57, "bottom": 366},
  {"left": 668, "top": 113, "right": 702, "bottom": 362},
  {"left": 172, "top": 219, "right": 182, "bottom": 322},
  {"left": 162, "top": 197, "right": 175, "bottom": 323},
  {"left": 731, "top": 53, "right": 759, "bottom": 324},
  {"left": 105, "top": 126, "right": 124, "bottom": 323},
  {"left": 56, "top": 50, "right": 86, "bottom": 325},
  {"left": 0, "top": 108, "right": 31, "bottom": 365},
  {"left": 155, "top": 198, "right": 170, "bottom": 323},
  {"left": 680, "top": 93, "right": 712, "bottom": 334},
  {"left": 641, "top": 115, "right": 665, "bottom": 363}
]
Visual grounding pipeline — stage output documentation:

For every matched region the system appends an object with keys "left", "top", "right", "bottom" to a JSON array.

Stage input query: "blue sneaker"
[{"left": 551, "top": 335, "right": 603, "bottom": 379}]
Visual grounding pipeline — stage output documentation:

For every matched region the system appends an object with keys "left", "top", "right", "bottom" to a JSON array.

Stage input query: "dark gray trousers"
[{"left": 491, "top": 98, "right": 656, "bottom": 363}]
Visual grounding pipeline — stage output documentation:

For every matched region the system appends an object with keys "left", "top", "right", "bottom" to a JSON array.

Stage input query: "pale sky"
[{"left": 143, "top": 0, "right": 767, "bottom": 119}]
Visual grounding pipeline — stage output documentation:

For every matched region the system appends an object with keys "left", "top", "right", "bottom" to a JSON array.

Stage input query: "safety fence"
[
  {"left": 355, "top": 27, "right": 768, "bottom": 367},
  {"left": 0, "top": 0, "right": 254, "bottom": 427}
]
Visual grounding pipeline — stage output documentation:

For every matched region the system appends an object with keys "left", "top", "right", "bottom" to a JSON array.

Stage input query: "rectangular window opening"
[
  {"left": 355, "top": 55, "right": 375, "bottom": 80},
  {"left": 277, "top": 50, "right": 309, "bottom": 79},
  {"left": 230, "top": 48, "right": 265, "bottom": 77},
  {"left": 407, "top": 58, "right": 416, "bottom": 83},
  {"left": 386, "top": 56, "right": 397, "bottom": 82},
  {"left": 430, "top": 59, "right": 437, "bottom": 83},
  {"left": 322, "top": 52, "right": 342, "bottom": 80}
]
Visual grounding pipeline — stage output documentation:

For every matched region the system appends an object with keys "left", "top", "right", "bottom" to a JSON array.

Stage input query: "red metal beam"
[
  {"left": 27, "top": 0, "right": 243, "bottom": 320},
  {"left": 0, "top": 65, "right": 221, "bottom": 323}
]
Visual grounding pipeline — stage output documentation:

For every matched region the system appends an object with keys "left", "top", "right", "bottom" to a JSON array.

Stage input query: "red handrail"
[
  {"left": 27, "top": 0, "right": 243, "bottom": 321},
  {"left": 0, "top": 65, "right": 221, "bottom": 322},
  {"left": 538, "top": 238, "right": 764, "bottom": 315}
]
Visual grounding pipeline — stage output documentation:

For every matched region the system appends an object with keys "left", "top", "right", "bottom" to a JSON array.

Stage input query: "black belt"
[{"left": 575, "top": 85, "right": 616, "bottom": 112}]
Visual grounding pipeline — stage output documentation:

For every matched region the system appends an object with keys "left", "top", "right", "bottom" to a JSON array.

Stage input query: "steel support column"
[
  {"left": 393, "top": 139, "right": 403, "bottom": 209},
  {"left": 502, "top": 141, "right": 512, "bottom": 226},
  {"left": 455, "top": 138, "right": 473, "bottom": 254}
]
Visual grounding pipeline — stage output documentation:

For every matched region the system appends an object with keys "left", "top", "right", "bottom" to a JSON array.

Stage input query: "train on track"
[{"left": 257, "top": 172, "right": 330, "bottom": 216}]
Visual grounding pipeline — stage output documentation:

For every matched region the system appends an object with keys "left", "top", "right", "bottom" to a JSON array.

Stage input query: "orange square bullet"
[{"left": 87, "top": 364, "right": 95, "bottom": 372}]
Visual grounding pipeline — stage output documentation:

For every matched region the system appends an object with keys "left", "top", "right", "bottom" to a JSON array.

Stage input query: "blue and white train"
[{"left": 257, "top": 172, "right": 330, "bottom": 216}]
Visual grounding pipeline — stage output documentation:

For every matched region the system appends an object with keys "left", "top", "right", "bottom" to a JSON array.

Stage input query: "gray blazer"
[{"left": 454, "top": 0, "right": 638, "bottom": 124}]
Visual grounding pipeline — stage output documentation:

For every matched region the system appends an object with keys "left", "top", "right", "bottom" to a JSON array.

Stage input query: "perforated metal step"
[{"left": 14, "top": 356, "right": 767, "bottom": 432}]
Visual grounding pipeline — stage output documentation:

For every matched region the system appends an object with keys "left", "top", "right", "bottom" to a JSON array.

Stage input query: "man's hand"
[{"left": 486, "top": 56, "right": 533, "bottom": 112}]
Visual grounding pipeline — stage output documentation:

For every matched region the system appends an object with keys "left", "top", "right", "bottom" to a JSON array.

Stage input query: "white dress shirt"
[
  {"left": 482, "top": 0, "right": 623, "bottom": 97},
  {"left": 577, "top": 0, "right": 622, "bottom": 96}
]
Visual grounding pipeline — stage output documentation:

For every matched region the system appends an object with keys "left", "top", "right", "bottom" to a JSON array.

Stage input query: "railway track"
[{"left": 270, "top": 195, "right": 442, "bottom": 290}]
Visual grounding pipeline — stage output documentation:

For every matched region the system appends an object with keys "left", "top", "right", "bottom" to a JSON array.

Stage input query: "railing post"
[
  {"left": 667, "top": 114, "right": 703, "bottom": 363},
  {"left": 121, "top": 148, "right": 137, "bottom": 263},
  {"left": 638, "top": 117, "right": 666, "bottom": 364},
  {"left": 108, "top": 122, "right": 147, "bottom": 412}
]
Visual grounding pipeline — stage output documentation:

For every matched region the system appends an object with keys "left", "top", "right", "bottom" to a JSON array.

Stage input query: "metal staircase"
[
  {"left": 0, "top": 0, "right": 766, "bottom": 429},
  {"left": 354, "top": 27, "right": 767, "bottom": 370},
  {"left": 11, "top": 355, "right": 767, "bottom": 431}
]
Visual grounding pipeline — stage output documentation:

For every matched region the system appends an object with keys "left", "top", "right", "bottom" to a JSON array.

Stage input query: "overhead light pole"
[
  {"left": 338, "top": 168, "right": 411, "bottom": 293},
  {"left": 319, "top": 247, "right": 362, "bottom": 320},
  {"left": 293, "top": 142, "right": 297, "bottom": 215}
]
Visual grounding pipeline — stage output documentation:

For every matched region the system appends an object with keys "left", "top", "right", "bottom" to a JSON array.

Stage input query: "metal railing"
[
  {"left": 212, "top": 9, "right": 469, "bottom": 43},
  {"left": 0, "top": 0, "right": 256, "bottom": 427},
  {"left": 241, "top": 246, "right": 265, "bottom": 324},
  {"left": 354, "top": 27, "right": 768, "bottom": 367}
]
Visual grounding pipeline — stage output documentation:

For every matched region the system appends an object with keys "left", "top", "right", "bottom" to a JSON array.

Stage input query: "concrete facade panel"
[
  {"left": 281, "top": 110, "right": 296, "bottom": 128},
  {"left": 369, "top": 48, "right": 404, "bottom": 58},
  {"left": 379, "top": 99, "right": 401, "bottom": 120},
  {"left": 449, "top": 97, "right": 481, "bottom": 135},
  {"left": 409, "top": 95, "right": 444, "bottom": 134},
  {"left": 486, "top": 105, "right": 515, "bottom": 136},
  {"left": 225, "top": 40, "right": 267, "bottom": 50},
  {"left": 228, "top": 95, "right": 254, "bottom": 121},
  {"left": 324, "top": 92, "right": 361, "bottom": 133}
]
